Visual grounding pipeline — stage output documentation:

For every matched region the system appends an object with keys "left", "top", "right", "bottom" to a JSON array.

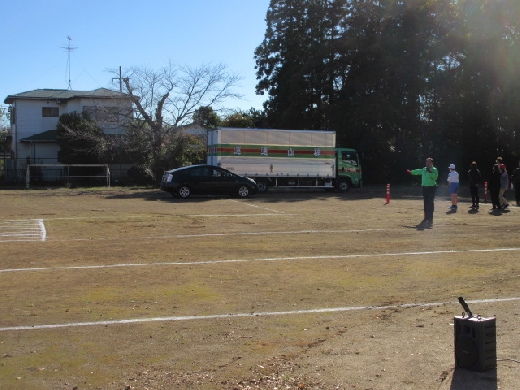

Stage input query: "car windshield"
[{"left": 341, "top": 151, "right": 358, "bottom": 165}]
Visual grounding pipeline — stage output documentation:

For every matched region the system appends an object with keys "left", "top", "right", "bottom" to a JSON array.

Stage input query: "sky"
[{"left": 1, "top": 0, "right": 271, "bottom": 117}]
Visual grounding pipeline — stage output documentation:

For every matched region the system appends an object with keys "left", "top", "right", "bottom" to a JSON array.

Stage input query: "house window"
[
  {"left": 9, "top": 107, "right": 15, "bottom": 124},
  {"left": 42, "top": 107, "right": 59, "bottom": 117},
  {"left": 83, "top": 106, "right": 120, "bottom": 123},
  {"left": 83, "top": 106, "right": 96, "bottom": 120},
  {"left": 103, "top": 107, "right": 120, "bottom": 123}
]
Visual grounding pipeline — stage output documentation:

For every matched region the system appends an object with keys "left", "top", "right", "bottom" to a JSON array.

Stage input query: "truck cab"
[{"left": 336, "top": 148, "right": 362, "bottom": 191}]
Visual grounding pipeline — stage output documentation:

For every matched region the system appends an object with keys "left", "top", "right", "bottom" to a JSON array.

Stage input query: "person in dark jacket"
[
  {"left": 489, "top": 164, "right": 502, "bottom": 210},
  {"left": 468, "top": 161, "right": 482, "bottom": 209},
  {"left": 511, "top": 161, "right": 520, "bottom": 207}
]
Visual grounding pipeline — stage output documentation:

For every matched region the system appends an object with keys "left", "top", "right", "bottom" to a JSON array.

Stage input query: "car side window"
[
  {"left": 190, "top": 167, "right": 210, "bottom": 177},
  {"left": 213, "top": 169, "right": 230, "bottom": 177}
]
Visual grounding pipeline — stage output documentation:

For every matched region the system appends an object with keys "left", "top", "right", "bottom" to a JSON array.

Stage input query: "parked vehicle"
[
  {"left": 207, "top": 128, "right": 362, "bottom": 193},
  {"left": 160, "top": 164, "right": 258, "bottom": 199}
]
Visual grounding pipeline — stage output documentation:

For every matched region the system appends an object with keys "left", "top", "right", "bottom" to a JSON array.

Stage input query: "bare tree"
[{"left": 110, "top": 62, "right": 242, "bottom": 181}]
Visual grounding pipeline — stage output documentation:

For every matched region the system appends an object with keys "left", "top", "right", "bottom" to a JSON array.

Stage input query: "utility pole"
[{"left": 112, "top": 66, "right": 129, "bottom": 94}]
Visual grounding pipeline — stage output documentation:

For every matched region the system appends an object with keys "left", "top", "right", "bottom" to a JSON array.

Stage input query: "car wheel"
[
  {"left": 237, "top": 185, "right": 250, "bottom": 198},
  {"left": 336, "top": 179, "right": 351, "bottom": 193},
  {"left": 178, "top": 186, "right": 191, "bottom": 199},
  {"left": 255, "top": 180, "right": 269, "bottom": 193}
]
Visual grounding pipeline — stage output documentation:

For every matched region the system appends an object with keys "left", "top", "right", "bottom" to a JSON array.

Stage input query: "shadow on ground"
[{"left": 448, "top": 367, "right": 497, "bottom": 390}]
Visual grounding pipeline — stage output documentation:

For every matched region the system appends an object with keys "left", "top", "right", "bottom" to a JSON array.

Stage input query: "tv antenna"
[{"left": 62, "top": 36, "right": 77, "bottom": 90}]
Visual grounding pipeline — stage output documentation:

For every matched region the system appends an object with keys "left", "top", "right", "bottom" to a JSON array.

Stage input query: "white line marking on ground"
[
  {"left": 1, "top": 297, "right": 518, "bottom": 332},
  {"left": 38, "top": 219, "right": 47, "bottom": 241},
  {"left": 10, "top": 228, "right": 385, "bottom": 243},
  {"left": 191, "top": 213, "right": 296, "bottom": 217},
  {"left": 229, "top": 199, "right": 287, "bottom": 214},
  {"left": 158, "top": 228, "right": 384, "bottom": 239},
  {"left": 9, "top": 213, "right": 293, "bottom": 224},
  {"left": 0, "top": 219, "right": 46, "bottom": 242},
  {"left": 1, "top": 247, "right": 519, "bottom": 273}
]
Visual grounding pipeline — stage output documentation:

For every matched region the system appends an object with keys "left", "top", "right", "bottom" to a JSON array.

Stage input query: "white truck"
[{"left": 207, "top": 127, "right": 362, "bottom": 193}]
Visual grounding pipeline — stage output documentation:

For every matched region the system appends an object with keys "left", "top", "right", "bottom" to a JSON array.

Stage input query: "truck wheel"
[
  {"left": 336, "top": 180, "right": 350, "bottom": 193},
  {"left": 255, "top": 180, "right": 269, "bottom": 193},
  {"left": 178, "top": 186, "right": 191, "bottom": 199},
  {"left": 237, "top": 185, "right": 250, "bottom": 198}
]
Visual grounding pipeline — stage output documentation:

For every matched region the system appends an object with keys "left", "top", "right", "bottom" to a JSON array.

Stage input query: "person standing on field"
[
  {"left": 447, "top": 163, "right": 459, "bottom": 211},
  {"left": 499, "top": 164, "right": 509, "bottom": 209},
  {"left": 407, "top": 157, "right": 439, "bottom": 228},
  {"left": 511, "top": 161, "right": 520, "bottom": 207},
  {"left": 468, "top": 161, "right": 481, "bottom": 209},
  {"left": 489, "top": 163, "right": 502, "bottom": 210}
]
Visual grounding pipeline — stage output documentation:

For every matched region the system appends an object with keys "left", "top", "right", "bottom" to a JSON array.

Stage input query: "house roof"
[
  {"left": 20, "top": 130, "right": 58, "bottom": 143},
  {"left": 4, "top": 88, "right": 132, "bottom": 104}
]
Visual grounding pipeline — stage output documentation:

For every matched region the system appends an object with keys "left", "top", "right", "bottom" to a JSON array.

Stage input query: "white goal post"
[{"left": 26, "top": 164, "right": 110, "bottom": 189}]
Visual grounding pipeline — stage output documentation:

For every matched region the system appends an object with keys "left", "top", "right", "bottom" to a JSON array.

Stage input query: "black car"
[{"left": 160, "top": 164, "right": 259, "bottom": 199}]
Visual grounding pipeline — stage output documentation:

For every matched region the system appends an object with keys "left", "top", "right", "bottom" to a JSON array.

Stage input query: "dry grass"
[{"left": 1, "top": 186, "right": 519, "bottom": 389}]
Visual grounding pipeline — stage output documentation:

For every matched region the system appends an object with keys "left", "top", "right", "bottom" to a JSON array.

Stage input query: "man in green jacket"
[{"left": 407, "top": 157, "right": 439, "bottom": 228}]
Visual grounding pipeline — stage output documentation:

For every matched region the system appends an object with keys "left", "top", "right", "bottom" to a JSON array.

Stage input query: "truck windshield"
[{"left": 341, "top": 151, "right": 358, "bottom": 166}]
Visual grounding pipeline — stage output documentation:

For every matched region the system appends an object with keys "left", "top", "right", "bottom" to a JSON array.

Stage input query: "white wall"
[
  {"left": 26, "top": 143, "right": 60, "bottom": 163},
  {"left": 14, "top": 100, "right": 61, "bottom": 140},
  {"left": 12, "top": 95, "right": 133, "bottom": 161}
]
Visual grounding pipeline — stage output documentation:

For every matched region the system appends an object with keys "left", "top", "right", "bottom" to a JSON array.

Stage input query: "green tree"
[
  {"left": 220, "top": 112, "right": 252, "bottom": 128},
  {"left": 255, "top": 0, "right": 345, "bottom": 130},
  {"left": 164, "top": 132, "right": 206, "bottom": 168},
  {"left": 444, "top": 0, "right": 520, "bottom": 170},
  {"left": 220, "top": 108, "right": 268, "bottom": 129},
  {"left": 0, "top": 107, "right": 8, "bottom": 179},
  {"left": 193, "top": 106, "right": 220, "bottom": 129},
  {"left": 0, "top": 106, "right": 8, "bottom": 150},
  {"left": 331, "top": 0, "right": 457, "bottom": 182},
  {"left": 247, "top": 108, "right": 269, "bottom": 128},
  {"left": 56, "top": 112, "right": 107, "bottom": 164},
  {"left": 255, "top": 0, "right": 520, "bottom": 183}
]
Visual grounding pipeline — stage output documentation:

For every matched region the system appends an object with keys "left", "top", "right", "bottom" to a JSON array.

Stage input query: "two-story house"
[{"left": 3, "top": 88, "right": 133, "bottom": 182}]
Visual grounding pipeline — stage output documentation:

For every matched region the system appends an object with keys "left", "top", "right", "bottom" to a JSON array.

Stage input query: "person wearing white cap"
[{"left": 447, "top": 163, "right": 459, "bottom": 210}]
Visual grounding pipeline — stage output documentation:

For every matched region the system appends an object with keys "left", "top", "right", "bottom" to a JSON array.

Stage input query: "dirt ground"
[{"left": 0, "top": 185, "right": 519, "bottom": 389}]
